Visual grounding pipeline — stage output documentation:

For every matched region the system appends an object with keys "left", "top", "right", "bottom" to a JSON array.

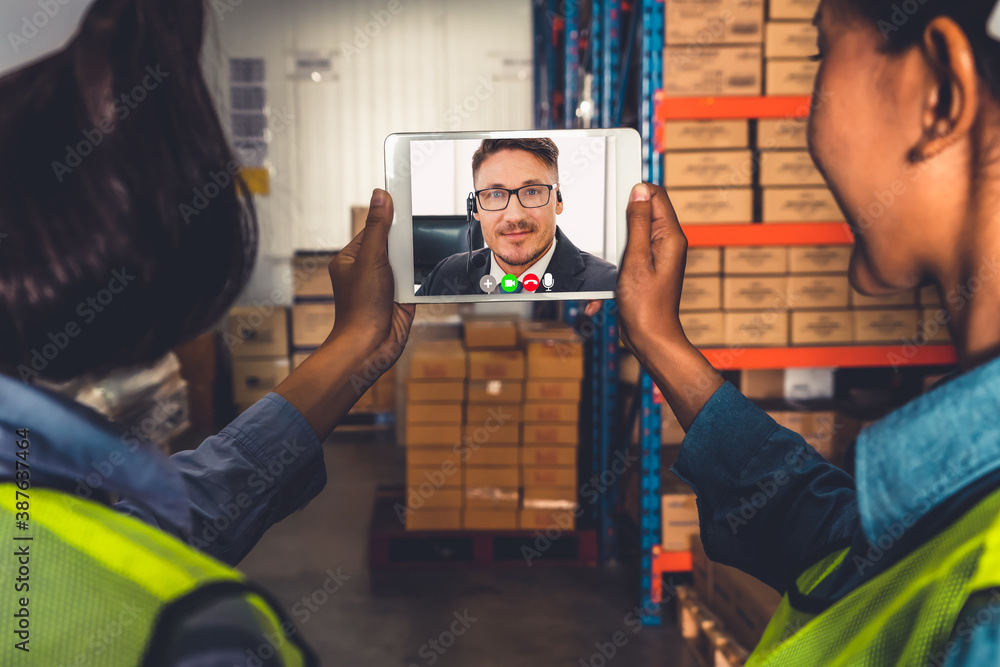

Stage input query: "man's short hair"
[{"left": 472, "top": 138, "right": 560, "bottom": 182}]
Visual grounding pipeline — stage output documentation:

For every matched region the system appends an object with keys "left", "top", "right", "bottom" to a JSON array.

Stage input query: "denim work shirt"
[
  {"left": 0, "top": 373, "right": 325, "bottom": 665},
  {"left": 672, "top": 353, "right": 1000, "bottom": 665}
]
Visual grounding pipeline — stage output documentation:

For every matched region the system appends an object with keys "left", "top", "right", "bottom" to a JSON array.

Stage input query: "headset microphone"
[{"left": 467, "top": 194, "right": 487, "bottom": 280}]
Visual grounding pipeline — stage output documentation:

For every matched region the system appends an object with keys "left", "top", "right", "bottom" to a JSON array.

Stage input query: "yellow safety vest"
[
  {"left": 0, "top": 484, "right": 315, "bottom": 665},
  {"left": 747, "top": 486, "right": 1000, "bottom": 666}
]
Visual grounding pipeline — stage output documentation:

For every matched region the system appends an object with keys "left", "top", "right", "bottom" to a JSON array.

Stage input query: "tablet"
[{"left": 385, "top": 128, "right": 641, "bottom": 304}]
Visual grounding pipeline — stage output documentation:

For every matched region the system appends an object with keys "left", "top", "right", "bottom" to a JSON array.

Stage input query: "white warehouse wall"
[{"left": 202, "top": 0, "right": 534, "bottom": 306}]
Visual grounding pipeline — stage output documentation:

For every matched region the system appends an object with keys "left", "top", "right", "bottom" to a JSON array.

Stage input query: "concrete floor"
[{"left": 235, "top": 429, "right": 699, "bottom": 666}]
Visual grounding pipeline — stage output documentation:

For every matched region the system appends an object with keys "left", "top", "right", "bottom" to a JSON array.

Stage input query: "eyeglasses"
[{"left": 475, "top": 184, "right": 558, "bottom": 212}]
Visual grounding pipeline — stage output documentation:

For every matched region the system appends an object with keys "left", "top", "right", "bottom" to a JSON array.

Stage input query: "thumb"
[
  {"left": 360, "top": 189, "right": 394, "bottom": 260},
  {"left": 622, "top": 183, "right": 653, "bottom": 270}
]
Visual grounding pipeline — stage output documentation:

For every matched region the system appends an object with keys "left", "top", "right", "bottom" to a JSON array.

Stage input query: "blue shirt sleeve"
[
  {"left": 941, "top": 590, "right": 1000, "bottom": 667},
  {"left": 114, "top": 392, "right": 326, "bottom": 565},
  {"left": 671, "top": 382, "right": 859, "bottom": 592}
]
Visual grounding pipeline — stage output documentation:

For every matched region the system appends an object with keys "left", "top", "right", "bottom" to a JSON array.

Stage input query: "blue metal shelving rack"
[{"left": 639, "top": 0, "right": 665, "bottom": 625}]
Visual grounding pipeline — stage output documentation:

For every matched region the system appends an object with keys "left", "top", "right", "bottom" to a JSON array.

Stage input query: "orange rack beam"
[
  {"left": 681, "top": 222, "right": 854, "bottom": 247},
  {"left": 655, "top": 93, "right": 813, "bottom": 121},
  {"left": 651, "top": 546, "right": 693, "bottom": 604}
]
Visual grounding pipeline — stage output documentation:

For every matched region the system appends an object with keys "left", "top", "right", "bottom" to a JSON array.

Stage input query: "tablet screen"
[{"left": 408, "top": 135, "right": 619, "bottom": 297}]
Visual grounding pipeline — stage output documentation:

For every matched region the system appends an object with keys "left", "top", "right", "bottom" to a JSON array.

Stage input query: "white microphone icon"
[{"left": 542, "top": 273, "right": 554, "bottom": 291}]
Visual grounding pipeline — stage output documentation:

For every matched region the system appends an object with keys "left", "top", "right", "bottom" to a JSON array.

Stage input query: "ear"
[{"left": 911, "top": 16, "right": 979, "bottom": 162}]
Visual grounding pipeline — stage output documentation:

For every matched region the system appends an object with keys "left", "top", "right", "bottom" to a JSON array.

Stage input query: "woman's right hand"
[
  {"left": 616, "top": 182, "right": 724, "bottom": 431},
  {"left": 617, "top": 183, "right": 690, "bottom": 356}
]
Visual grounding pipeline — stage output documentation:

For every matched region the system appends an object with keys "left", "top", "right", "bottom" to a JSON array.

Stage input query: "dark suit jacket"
[{"left": 415, "top": 226, "right": 617, "bottom": 296}]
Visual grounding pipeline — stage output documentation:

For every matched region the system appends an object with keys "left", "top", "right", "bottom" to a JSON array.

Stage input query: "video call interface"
[{"left": 410, "top": 136, "right": 619, "bottom": 297}]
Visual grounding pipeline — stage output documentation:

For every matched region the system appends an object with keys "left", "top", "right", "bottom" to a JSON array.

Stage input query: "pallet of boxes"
[
  {"left": 404, "top": 318, "right": 584, "bottom": 532},
  {"left": 227, "top": 306, "right": 290, "bottom": 413}
]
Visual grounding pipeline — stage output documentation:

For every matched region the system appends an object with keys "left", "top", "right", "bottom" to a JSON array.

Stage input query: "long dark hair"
[
  {"left": 843, "top": 0, "right": 1000, "bottom": 98},
  {"left": 0, "top": 0, "right": 256, "bottom": 381}
]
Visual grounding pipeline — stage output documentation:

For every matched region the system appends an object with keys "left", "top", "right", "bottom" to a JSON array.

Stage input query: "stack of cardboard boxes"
[
  {"left": 403, "top": 320, "right": 584, "bottom": 532},
  {"left": 518, "top": 322, "right": 584, "bottom": 531},
  {"left": 227, "top": 306, "right": 290, "bottom": 412},
  {"left": 764, "top": 0, "right": 821, "bottom": 97},
  {"left": 676, "top": 244, "right": 942, "bottom": 348}
]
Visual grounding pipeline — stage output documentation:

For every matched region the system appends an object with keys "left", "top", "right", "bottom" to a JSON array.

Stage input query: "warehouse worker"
[
  {"left": 617, "top": 1, "right": 1000, "bottom": 664},
  {"left": 0, "top": 0, "right": 412, "bottom": 664}
]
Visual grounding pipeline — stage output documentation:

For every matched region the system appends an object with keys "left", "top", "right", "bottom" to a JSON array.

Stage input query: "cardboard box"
[
  {"left": 227, "top": 307, "right": 289, "bottom": 358},
  {"left": 462, "top": 509, "right": 518, "bottom": 530},
  {"left": 523, "top": 423, "right": 579, "bottom": 445},
  {"left": 290, "top": 254, "right": 334, "bottom": 299},
  {"left": 670, "top": 187, "right": 754, "bottom": 224},
  {"left": 679, "top": 312, "right": 726, "bottom": 347},
  {"left": 232, "top": 357, "right": 290, "bottom": 404},
  {"left": 662, "top": 494, "right": 700, "bottom": 551},
  {"left": 465, "top": 445, "right": 519, "bottom": 467},
  {"left": 854, "top": 310, "right": 920, "bottom": 343},
  {"left": 759, "top": 150, "right": 825, "bottom": 186},
  {"left": 406, "top": 509, "right": 462, "bottom": 531},
  {"left": 849, "top": 288, "right": 916, "bottom": 308},
  {"left": 681, "top": 276, "right": 723, "bottom": 311},
  {"left": 757, "top": 118, "right": 809, "bottom": 150},
  {"left": 765, "top": 21, "right": 818, "bottom": 58},
  {"left": 406, "top": 423, "right": 463, "bottom": 447},
  {"left": 665, "top": 0, "right": 765, "bottom": 45},
  {"left": 712, "top": 563, "right": 781, "bottom": 649},
  {"left": 410, "top": 341, "right": 467, "bottom": 380},
  {"left": 921, "top": 309, "right": 952, "bottom": 343},
  {"left": 291, "top": 303, "right": 335, "bottom": 349},
  {"left": 787, "top": 275, "right": 850, "bottom": 309},
  {"left": 522, "top": 446, "right": 577, "bottom": 467},
  {"left": 407, "top": 464, "right": 462, "bottom": 489},
  {"left": 407, "top": 403, "right": 463, "bottom": 424},
  {"left": 740, "top": 370, "right": 785, "bottom": 400},
  {"left": 685, "top": 247, "right": 723, "bottom": 276},
  {"left": 788, "top": 245, "right": 852, "bottom": 273},
  {"left": 464, "top": 422, "right": 520, "bottom": 445},
  {"left": 522, "top": 403, "right": 579, "bottom": 423},
  {"left": 351, "top": 206, "right": 369, "bottom": 238},
  {"left": 522, "top": 467, "right": 578, "bottom": 487},
  {"left": 519, "top": 508, "right": 577, "bottom": 531},
  {"left": 664, "top": 45, "right": 763, "bottom": 96},
  {"left": 407, "top": 380, "right": 465, "bottom": 403},
  {"left": 723, "top": 246, "right": 789, "bottom": 274},
  {"left": 663, "top": 120, "right": 749, "bottom": 150},
  {"left": 463, "top": 318, "right": 519, "bottom": 349},
  {"left": 519, "top": 322, "right": 584, "bottom": 380},
  {"left": 407, "top": 447, "right": 463, "bottom": 467},
  {"left": 723, "top": 276, "right": 790, "bottom": 310},
  {"left": 791, "top": 310, "right": 854, "bottom": 345},
  {"left": 763, "top": 187, "right": 844, "bottom": 223},
  {"left": 467, "top": 380, "right": 523, "bottom": 404},
  {"left": 465, "top": 466, "right": 520, "bottom": 488},
  {"left": 666, "top": 150, "right": 753, "bottom": 188},
  {"left": 468, "top": 349, "right": 525, "bottom": 381},
  {"left": 919, "top": 285, "right": 942, "bottom": 307},
  {"left": 724, "top": 311, "right": 790, "bottom": 346},
  {"left": 464, "top": 487, "right": 519, "bottom": 511},
  {"left": 767, "top": 410, "right": 808, "bottom": 433},
  {"left": 769, "top": 0, "right": 820, "bottom": 20},
  {"left": 766, "top": 58, "right": 819, "bottom": 96},
  {"left": 466, "top": 404, "right": 521, "bottom": 425},
  {"left": 371, "top": 367, "right": 397, "bottom": 411},
  {"left": 406, "top": 487, "right": 463, "bottom": 509},
  {"left": 525, "top": 380, "right": 582, "bottom": 403},
  {"left": 522, "top": 486, "right": 578, "bottom": 509}
]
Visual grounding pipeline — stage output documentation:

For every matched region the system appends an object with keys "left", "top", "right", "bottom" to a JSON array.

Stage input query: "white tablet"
[{"left": 385, "top": 128, "right": 641, "bottom": 304}]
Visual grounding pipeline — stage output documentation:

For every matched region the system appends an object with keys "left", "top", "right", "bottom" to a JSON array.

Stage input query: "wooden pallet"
[
  {"left": 368, "top": 487, "right": 597, "bottom": 570},
  {"left": 677, "top": 587, "right": 750, "bottom": 667}
]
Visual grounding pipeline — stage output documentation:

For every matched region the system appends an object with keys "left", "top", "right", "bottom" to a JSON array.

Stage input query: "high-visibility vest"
[
  {"left": 747, "top": 486, "right": 1000, "bottom": 666},
  {"left": 0, "top": 484, "right": 316, "bottom": 665}
]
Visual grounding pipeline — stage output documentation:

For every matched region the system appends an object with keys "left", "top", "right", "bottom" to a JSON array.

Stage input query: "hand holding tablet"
[{"left": 385, "top": 128, "right": 641, "bottom": 304}]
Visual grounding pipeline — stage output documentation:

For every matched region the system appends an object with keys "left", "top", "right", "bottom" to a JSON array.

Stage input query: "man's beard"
[{"left": 492, "top": 224, "right": 554, "bottom": 270}]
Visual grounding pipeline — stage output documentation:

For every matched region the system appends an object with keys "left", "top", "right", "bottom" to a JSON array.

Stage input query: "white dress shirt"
[{"left": 487, "top": 237, "right": 558, "bottom": 292}]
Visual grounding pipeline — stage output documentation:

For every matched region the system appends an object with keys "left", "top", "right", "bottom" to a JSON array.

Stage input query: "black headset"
[{"left": 466, "top": 187, "right": 563, "bottom": 289}]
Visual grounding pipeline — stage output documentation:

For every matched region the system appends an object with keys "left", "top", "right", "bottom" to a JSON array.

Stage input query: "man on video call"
[{"left": 415, "top": 138, "right": 617, "bottom": 296}]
